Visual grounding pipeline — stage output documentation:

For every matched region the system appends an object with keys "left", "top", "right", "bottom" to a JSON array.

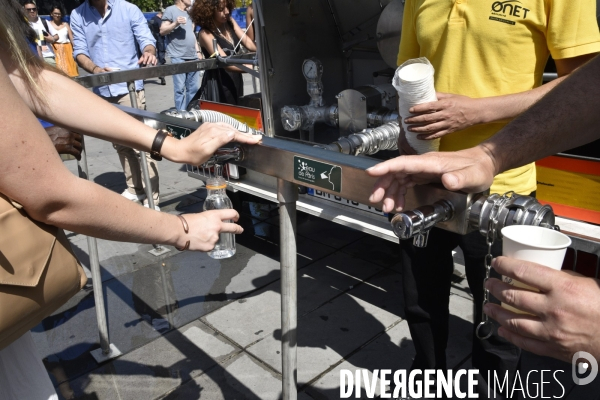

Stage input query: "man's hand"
[
  {"left": 45, "top": 126, "right": 82, "bottom": 160},
  {"left": 404, "top": 93, "right": 483, "bottom": 140},
  {"left": 367, "top": 145, "right": 497, "bottom": 212},
  {"left": 93, "top": 66, "right": 112, "bottom": 73},
  {"left": 161, "top": 122, "right": 262, "bottom": 165},
  {"left": 484, "top": 256, "right": 600, "bottom": 364},
  {"left": 138, "top": 50, "right": 157, "bottom": 66}
]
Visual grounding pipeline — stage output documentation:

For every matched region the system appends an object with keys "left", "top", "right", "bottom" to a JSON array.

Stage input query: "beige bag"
[{"left": 0, "top": 193, "right": 87, "bottom": 350}]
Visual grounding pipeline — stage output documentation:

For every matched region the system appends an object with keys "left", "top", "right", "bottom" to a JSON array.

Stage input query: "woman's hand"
[
  {"left": 177, "top": 209, "right": 243, "bottom": 252},
  {"left": 162, "top": 122, "right": 262, "bottom": 165},
  {"left": 404, "top": 93, "right": 483, "bottom": 140}
]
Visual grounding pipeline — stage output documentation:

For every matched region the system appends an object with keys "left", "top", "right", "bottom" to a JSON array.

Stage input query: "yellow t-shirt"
[{"left": 397, "top": 0, "right": 600, "bottom": 194}]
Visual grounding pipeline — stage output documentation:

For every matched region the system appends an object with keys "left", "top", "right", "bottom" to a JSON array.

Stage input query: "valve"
[
  {"left": 390, "top": 193, "right": 558, "bottom": 247},
  {"left": 390, "top": 200, "right": 454, "bottom": 247},
  {"left": 202, "top": 146, "right": 243, "bottom": 168}
]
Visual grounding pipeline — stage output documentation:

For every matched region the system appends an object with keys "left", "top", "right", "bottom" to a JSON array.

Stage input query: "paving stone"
[
  {"left": 34, "top": 244, "right": 279, "bottom": 385},
  {"left": 204, "top": 252, "right": 384, "bottom": 348},
  {"left": 246, "top": 292, "right": 402, "bottom": 385},
  {"left": 160, "top": 354, "right": 283, "bottom": 400},
  {"left": 342, "top": 269, "right": 404, "bottom": 320},
  {"left": 306, "top": 320, "right": 414, "bottom": 399},
  {"left": 56, "top": 321, "right": 239, "bottom": 400},
  {"left": 68, "top": 237, "right": 176, "bottom": 283}
]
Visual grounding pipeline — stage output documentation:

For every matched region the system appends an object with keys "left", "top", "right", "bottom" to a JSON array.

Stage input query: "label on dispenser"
[
  {"left": 165, "top": 124, "right": 191, "bottom": 139},
  {"left": 294, "top": 156, "right": 342, "bottom": 193}
]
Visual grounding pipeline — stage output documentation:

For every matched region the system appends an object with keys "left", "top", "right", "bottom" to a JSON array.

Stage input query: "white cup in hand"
[
  {"left": 177, "top": 16, "right": 187, "bottom": 25},
  {"left": 500, "top": 225, "right": 571, "bottom": 314}
]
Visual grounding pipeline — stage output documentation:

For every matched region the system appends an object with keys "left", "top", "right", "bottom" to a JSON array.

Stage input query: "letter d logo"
[{"left": 572, "top": 351, "right": 598, "bottom": 385}]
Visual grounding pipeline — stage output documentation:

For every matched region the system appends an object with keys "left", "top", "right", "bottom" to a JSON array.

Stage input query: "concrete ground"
[{"left": 31, "top": 74, "right": 598, "bottom": 400}]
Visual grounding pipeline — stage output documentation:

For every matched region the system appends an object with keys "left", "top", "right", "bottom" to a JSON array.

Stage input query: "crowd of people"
[{"left": 25, "top": 0, "right": 255, "bottom": 211}]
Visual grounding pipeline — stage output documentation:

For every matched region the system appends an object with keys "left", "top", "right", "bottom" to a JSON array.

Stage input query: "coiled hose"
[{"left": 162, "top": 108, "right": 262, "bottom": 136}]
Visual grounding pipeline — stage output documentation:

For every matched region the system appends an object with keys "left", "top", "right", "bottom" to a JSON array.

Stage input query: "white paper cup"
[
  {"left": 393, "top": 57, "right": 440, "bottom": 154},
  {"left": 500, "top": 225, "right": 571, "bottom": 313}
]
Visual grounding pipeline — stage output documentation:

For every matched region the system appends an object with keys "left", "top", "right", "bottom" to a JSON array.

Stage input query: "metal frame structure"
[
  {"left": 73, "top": 54, "right": 479, "bottom": 395},
  {"left": 70, "top": 16, "right": 593, "bottom": 400}
]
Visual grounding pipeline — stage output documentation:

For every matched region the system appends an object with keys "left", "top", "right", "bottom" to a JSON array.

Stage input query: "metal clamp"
[{"left": 469, "top": 192, "right": 557, "bottom": 237}]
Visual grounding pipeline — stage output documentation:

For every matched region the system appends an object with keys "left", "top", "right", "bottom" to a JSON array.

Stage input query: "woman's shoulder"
[{"left": 199, "top": 29, "right": 214, "bottom": 38}]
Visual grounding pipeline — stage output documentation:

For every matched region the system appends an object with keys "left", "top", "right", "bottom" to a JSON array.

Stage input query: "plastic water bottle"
[{"left": 203, "top": 164, "right": 236, "bottom": 259}]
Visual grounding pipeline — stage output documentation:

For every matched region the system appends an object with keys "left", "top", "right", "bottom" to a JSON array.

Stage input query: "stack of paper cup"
[
  {"left": 393, "top": 57, "right": 440, "bottom": 154},
  {"left": 500, "top": 225, "right": 571, "bottom": 314}
]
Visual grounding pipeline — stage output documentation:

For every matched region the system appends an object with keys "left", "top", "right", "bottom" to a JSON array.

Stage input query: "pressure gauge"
[{"left": 302, "top": 58, "right": 322, "bottom": 81}]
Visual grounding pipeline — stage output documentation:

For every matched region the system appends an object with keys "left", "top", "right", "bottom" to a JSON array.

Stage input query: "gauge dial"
[{"left": 302, "top": 59, "right": 320, "bottom": 80}]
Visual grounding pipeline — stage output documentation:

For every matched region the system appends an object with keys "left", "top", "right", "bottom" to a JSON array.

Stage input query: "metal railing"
[{"left": 73, "top": 56, "right": 256, "bottom": 363}]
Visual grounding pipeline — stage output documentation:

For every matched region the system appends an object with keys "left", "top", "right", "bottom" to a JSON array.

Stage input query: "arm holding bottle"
[{"left": 0, "top": 46, "right": 260, "bottom": 252}]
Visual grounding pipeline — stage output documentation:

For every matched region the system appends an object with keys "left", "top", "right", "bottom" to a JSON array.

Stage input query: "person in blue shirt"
[{"left": 71, "top": 0, "right": 162, "bottom": 209}]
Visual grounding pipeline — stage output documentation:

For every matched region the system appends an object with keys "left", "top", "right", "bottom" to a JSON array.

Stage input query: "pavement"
[{"left": 30, "top": 74, "right": 599, "bottom": 400}]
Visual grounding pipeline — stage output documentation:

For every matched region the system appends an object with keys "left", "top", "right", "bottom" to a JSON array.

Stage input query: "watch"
[{"left": 150, "top": 129, "right": 173, "bottom": 161}]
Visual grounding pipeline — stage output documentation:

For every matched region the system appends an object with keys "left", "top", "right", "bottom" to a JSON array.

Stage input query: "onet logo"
[{"left": 490, "top": 0, "right": 530, "bottom": 19}]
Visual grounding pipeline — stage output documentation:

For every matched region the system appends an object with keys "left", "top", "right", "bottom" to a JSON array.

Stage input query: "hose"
[{"left": 162, "top": 108, "right": 263, "bottom": 135}]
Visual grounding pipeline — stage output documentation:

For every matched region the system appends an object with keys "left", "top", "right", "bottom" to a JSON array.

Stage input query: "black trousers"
[
  {"left": 400, "top": 227, "right": 521, "bottom": 399},
  {"left": 156, "top": 37, "right": 166, "bottom": 66}
]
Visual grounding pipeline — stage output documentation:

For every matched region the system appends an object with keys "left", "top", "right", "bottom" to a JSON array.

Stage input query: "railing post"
[
  {"left": 127, "top": 81, "right": 170, "bottom": 257},
  {"left": 278, "top": 179, "right": 298, "bottom": 400},
  {"left": 78, "top": 136, "right": 123, "bottom": 363}
]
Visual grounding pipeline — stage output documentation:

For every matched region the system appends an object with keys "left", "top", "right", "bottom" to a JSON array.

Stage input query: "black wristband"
[{"left": 150, "top": 129, "right": 173, "bottom": 161}]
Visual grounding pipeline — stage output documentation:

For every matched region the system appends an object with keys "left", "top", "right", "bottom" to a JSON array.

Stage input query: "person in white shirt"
[
  {"left": 47, "top": 4, "right": 78, "bottom": 76},
  {"left": 23, "top": 0, "right": 58, "bottom": 65}
]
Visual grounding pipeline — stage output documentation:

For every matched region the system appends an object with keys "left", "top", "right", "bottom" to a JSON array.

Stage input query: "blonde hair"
[{"left": 0, "top": 0, "right": 48, "bottom": 105}]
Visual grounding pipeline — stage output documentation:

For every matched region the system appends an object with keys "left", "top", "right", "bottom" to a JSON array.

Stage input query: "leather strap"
[{"left": 150, "top": 129, "right": 173, "bottom": 161}]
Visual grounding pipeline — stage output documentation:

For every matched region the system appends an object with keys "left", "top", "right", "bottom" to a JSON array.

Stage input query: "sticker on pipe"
[{"left": 294, "top": 156, "right": 342, "bottom": 193}]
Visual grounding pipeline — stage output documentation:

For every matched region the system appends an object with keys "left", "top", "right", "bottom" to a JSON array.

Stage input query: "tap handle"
[
  {"left": 202, "top": 146, "right": 243, "bottom": 168},
  {"left": 390, "top": 200, "right": 454, "bottom": 244},
  {"left": 413, "top": 230, "right": 430, "bottom": 248}
]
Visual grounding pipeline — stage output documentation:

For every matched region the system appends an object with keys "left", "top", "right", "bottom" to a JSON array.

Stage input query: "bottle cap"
[{"left": 206, "top": 183, "right": 227, "bottom": 190}]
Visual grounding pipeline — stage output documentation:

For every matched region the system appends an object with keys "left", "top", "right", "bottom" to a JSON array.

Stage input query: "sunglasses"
[{"left": 25, "top": 7, "right": 37, "bottom": 12}]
